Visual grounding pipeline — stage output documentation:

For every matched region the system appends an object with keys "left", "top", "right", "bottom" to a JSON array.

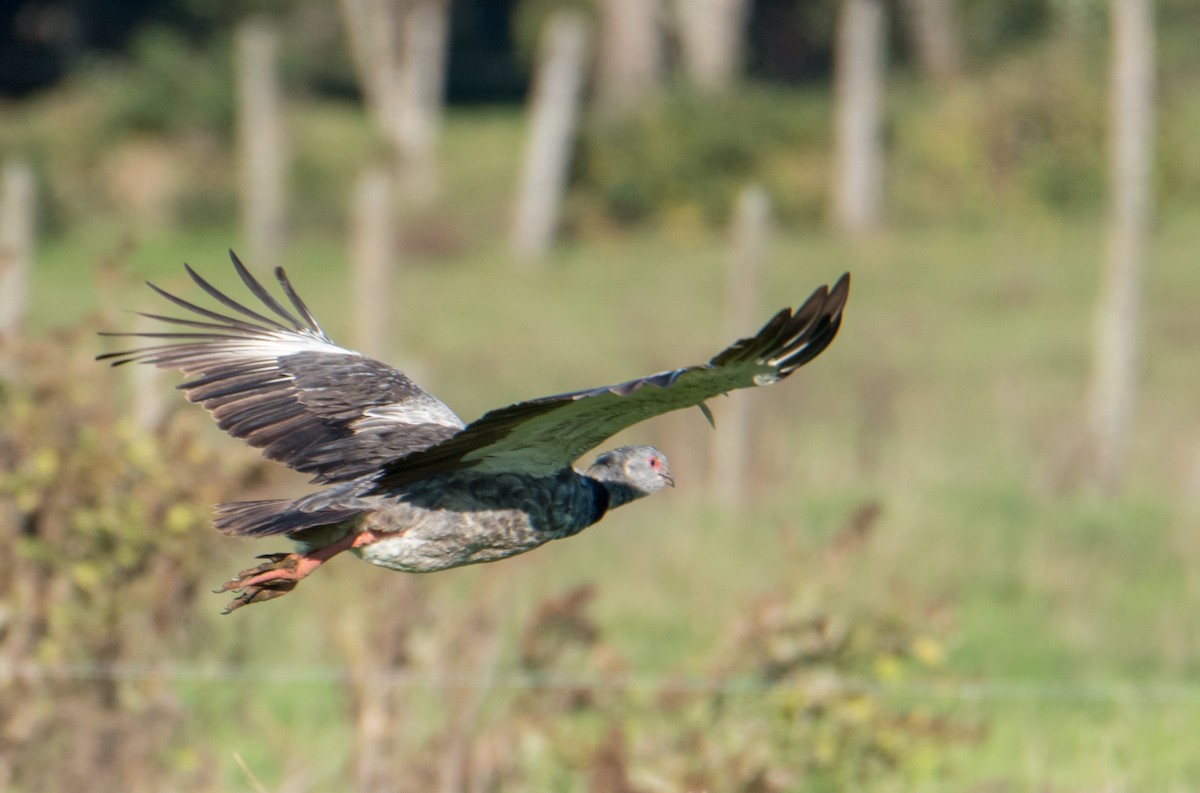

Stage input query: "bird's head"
[{"left": 586, "top": 445, "right": 674, "bottom": 505}]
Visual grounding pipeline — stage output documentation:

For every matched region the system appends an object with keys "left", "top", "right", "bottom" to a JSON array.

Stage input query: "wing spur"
[
  {"left": 98, "top": 251, "right": 463, "bottom": 483},
  {"left": 373, "top": 273, "right": 850, "bottom": 489}
]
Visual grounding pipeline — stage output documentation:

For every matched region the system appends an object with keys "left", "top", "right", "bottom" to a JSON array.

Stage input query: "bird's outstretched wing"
[
  {"left": 372, "top": 273, "right": 849, "bottom": 489},
  {"left": 98, "top": 252, "right": 463, "bottom": 484}
]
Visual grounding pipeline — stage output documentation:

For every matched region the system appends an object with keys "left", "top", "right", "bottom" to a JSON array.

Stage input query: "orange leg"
[{"left": 218, "top": 529, "right": 381, "bottom": 613}]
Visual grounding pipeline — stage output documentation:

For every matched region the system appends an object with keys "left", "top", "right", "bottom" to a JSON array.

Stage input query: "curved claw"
[
  {"left": 215, "top": 530, "right": 376, "bottom": 614},
  {"left": 221, "top": 580, "right": 297, "bottom": 614},
  {"left": 216, "top": 551, "right": 309, "bottom": 613},
  {"left": 216, "top": 553, "right": 298, "bottom": 593}
]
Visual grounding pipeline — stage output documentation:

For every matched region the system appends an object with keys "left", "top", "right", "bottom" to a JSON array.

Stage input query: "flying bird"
[{"left": 100, "top": 253, "right": 849, "bottom": 613}]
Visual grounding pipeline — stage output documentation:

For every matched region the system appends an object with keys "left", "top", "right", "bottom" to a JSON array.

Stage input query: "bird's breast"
[{"left": 353, "top": 472, "right": 600, "bottom": 573}]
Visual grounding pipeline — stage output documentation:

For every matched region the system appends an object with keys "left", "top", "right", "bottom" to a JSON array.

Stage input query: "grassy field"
[{"left": 14, "top": 107, "right": 1200, "bottom": 789}]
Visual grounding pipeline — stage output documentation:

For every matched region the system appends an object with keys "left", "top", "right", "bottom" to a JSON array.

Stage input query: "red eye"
[{"left": 648, "top": 457, "right": 659, "bottom": 468}]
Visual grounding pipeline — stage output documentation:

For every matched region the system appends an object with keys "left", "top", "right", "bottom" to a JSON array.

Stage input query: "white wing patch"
[{"left": 358, "top": 398, "right": 464, "bottom": 431}]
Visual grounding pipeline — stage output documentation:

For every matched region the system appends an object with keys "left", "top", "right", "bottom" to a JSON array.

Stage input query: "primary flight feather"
[{"left": 99, "top": 252, "right": 849, "bottom": 612}]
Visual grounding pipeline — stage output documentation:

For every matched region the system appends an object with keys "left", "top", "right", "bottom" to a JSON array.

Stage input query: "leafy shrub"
[
  {"left": 245, "top": 501, "right": 975, "bottom": 790},
  {"left": 0, "top": 324, "right": 263, "bottom": 792},
  {"left": 578, "top": 48, "right": 1200, "bottom": 230},
  {"left": 79, "top": 26, "right": 235, "bottom": 141},
  {"left": 890, "top": 49, "right": 1109, "bottom": 222},
  {"left": 575, "top": 86, "right": 832, "bottom": 230},
  {"left": 372, "top": 503, "right": 979, "bottom": 791}
]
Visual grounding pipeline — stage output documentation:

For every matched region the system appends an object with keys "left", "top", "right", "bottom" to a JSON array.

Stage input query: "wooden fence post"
[
  {"left": 236, "top": 18, "right": 287, "bottom": 267},
  {"left": 130, "top": 314, "right": 167, "bottom": 432},
  {"left": 710, "top": 185, "right": 769, "bottom": 507},
  {"left": 0, "top": 160, "right": 35, "bottom": 342},
  {"left": 351, "top": 165, "right": 396, "bottom": 360},
  {"left": 396, "top": 0, "right": 448, "bottom": 203},
  {"left": 340, "top": 0, "right": 449, "bottom": 205},
  {"left": 594, "top": 0, "right": 663, "bottom": 115},
  {"left": 673, "top": 0, "right": 752, "bottom": 94},
  {"left": 1087, "top": 0, "right": 1155, "bottom": 493},
  {"left": 511, "top": 11, "right": 590, "bottom": 263},
  {"left": 831, "top": 0, "right": 886, "bottom": 236},
  {"left": 897, "top": 0, "right": 962, "bottom": 85}
]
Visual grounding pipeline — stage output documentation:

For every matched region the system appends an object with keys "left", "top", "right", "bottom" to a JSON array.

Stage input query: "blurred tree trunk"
[
  {"left": 235, "top": 19, "right": 286, "bottom": 268},
  {"left": 395, "top": 0, "right": 448, "bottom": 201},
  {"left": 673, "top": 0, "right": 752, "bottom": 93},
  {"left": 830, "top": 0, "right": 887, "bottom": 236},
  {"left": 350, "top": 165, "right": 396, "bottom": 359},
  {"left": 340, "top": 0, "right": 449, "bottom": 204},
  {"left": 0, "top": 159, "right": 34, "bottom": 343},
  {"left": 1087, "top": 0, "right": 1155, "bottom": 493},
  {"left": 130, "top": 314, "right": 167, "bottom": 432},
  {"left": 512, "top": 11, "right": 590, "bottom": 263},
  {"left": 897, "top": 0, "right": 962, "bottom": 84},
  {"left": 594, "top": 0, "right": 662, "bottom": 117},
  {"left": 710, "top": 185, "right": 769, "bottom": 508}
]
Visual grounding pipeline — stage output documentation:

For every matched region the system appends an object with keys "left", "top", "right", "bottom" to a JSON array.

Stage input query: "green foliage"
[
  {"left": 321, "top": 534, "right": 965, "bottom": 791},
  {"left": 79, "top": 26, "right": 235, "bottom": 140},
  {"left": 478, "top": 514, "right": 970, "bottom": 790},
  {"left": 1157, "top": 73, "right": 1200, "bottom": 207},
  {"left": 573, "top": 41, "right": 1200, "bottom": 231},
  {"left": 959, "top": 0, "right": 1054, "bottom": 59},
  {"left": 575, "top": 86, "right": 832, "bottom": 230},
  {"left": 7, "top": 206, "right": 1200, "bottom": 789},
  {"left": 287, "top": 103, "right": 381, "bottom": 233},
  {"left": 7, "top": 31, "right": 1200, "bottom": 782},
  {"left": 0, "top": 326, "right": 965, "bottom": 792},
  {"left": 890, "top": 49, "right": 1110, "bottom": 222},
  {"left": 0, "top": 26, "right": 240, "bottom": 234},
  {"left": 0, "top": 325, "right": 263, "bottom": 792}
]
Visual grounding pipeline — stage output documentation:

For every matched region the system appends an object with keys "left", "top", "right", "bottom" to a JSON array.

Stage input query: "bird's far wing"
[
  {"left": 98, "top": 252, "right": 464, "bottom": 483},
  {"left": 372, "top": 273, "right": 849, "bottom": 489}
]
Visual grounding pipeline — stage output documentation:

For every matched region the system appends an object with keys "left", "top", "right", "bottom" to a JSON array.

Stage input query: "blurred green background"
[{"left": 2, "top": 0, "right": 1200, "bottom": 790}]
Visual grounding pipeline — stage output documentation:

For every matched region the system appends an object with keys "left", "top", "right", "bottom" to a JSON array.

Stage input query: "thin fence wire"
[{"left": 4, "top": 659, "right": 1200, "bottom": 705}]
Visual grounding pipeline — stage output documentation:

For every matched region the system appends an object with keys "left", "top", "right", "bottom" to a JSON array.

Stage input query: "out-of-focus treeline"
[
  {"left": 3, "top": 0, "right": 1132, "bottom": 98},
  {"left": 2, "top": 0, "right": 1199, "bottom": 242},
  {"left": 2, "top": 0, "right": 1199, "bottom": 789}
]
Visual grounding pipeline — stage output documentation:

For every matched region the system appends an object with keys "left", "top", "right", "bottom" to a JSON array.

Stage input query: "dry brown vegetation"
[
  {"left": 0, "top": 325, "right": 260, "bottom": 791},
  {"left": 0, "top": 320, "right": 969, "bottom": 791}
]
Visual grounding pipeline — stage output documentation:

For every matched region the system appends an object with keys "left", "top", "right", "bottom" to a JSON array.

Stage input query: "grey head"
[{"left": 585, "top": 444, "right": 674, "bottom": 509}]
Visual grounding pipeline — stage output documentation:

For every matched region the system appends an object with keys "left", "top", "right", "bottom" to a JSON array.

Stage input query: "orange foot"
[{"left": 217, "top": 529, "right": 380, "bottom": 614}]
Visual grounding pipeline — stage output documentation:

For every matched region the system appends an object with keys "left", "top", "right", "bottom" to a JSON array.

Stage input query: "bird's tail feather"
[{"left": 213, "top": 499, "right": 364, "bottom": 538}]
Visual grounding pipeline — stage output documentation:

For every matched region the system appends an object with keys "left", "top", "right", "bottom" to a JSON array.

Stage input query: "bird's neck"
[{"left": 592, "top": 479, "right": 647, "bottom": 511}]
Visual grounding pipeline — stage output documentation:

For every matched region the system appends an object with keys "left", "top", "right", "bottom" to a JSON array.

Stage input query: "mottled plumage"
[{"left": 99, "top": 253, "right": 849, "bottom": 612}]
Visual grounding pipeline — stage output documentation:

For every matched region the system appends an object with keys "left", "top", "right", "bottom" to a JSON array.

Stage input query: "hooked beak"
[{"left": 662, "top": 472, "right": 675, "bottom": 488}]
